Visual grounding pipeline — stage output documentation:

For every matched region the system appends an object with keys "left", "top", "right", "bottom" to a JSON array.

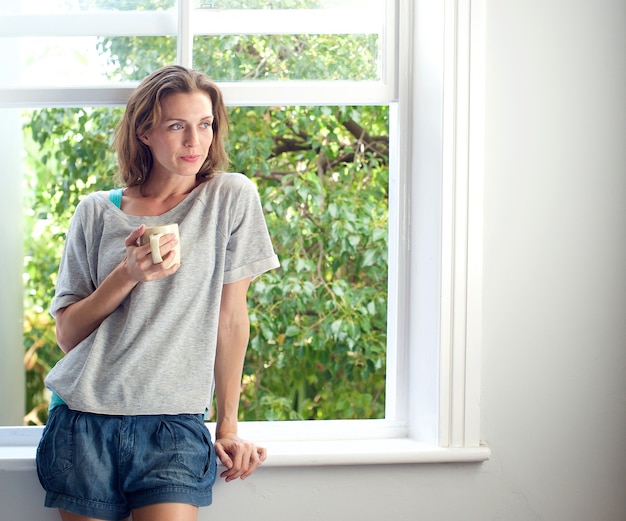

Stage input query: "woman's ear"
[{"left": 138, "top": 133, "right": 150, "bottom": 145}]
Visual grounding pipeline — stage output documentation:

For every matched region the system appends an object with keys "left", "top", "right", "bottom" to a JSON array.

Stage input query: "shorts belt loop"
[{"left": 119, "top": 416, "right": 136, "bottom": 461}]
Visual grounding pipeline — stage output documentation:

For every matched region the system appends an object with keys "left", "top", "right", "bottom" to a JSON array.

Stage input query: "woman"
[{"left": 36, "top": 65, "right": 280, "bottom": 521}]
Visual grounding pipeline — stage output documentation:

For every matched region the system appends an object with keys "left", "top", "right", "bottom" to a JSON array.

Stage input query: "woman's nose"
[{"left": 185, "top": 128, "right": 199, "bottom": 147}]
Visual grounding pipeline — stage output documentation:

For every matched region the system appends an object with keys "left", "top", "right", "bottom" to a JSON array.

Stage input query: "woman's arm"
[
  {"left": 213, "top": 276, "right": 267, "bottom": 481},
  {"left": 55, "top": 224, "right": 179, "bottom": 353},
  {"left": 55, "top": 259, "right": 138, "bottom": 353}
]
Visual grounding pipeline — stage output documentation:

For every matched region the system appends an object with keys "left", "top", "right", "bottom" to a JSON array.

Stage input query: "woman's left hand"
[{"left": 214, "top": 434, "right": 267, "bottom": 482}]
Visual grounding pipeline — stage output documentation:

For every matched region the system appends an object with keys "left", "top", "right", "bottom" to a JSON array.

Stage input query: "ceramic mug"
[{"left": 139, "top": 224, "right": 181, "bottom": 268}]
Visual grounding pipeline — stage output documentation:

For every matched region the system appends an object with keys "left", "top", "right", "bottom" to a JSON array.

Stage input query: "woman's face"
[{"left": 140, "top": 90, "right": 214, "bottom": 180}]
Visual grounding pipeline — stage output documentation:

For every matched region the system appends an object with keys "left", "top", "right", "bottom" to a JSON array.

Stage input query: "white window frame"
[{"left": 0, "top": 0, "right": 489, "bottom": 467}]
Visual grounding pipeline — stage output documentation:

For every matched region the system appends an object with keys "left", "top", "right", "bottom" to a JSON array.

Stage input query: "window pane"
[
  {"left": 193, "top": 0, "right": 380, "bottom": 9},
  {"left": 22, "top": 103, "right": 388, "bottom": 424},
  {"left": 5, "top": 36, "right": 175, "bottom": 87},
  {"left": 230, "top": 104, "right": 389, "bottom": 421},
  {"left": 22, "top": 106, "right": 123, "bottom": 424},
  {"left": 78, "top": 0, "right": 175, "bottom": 10},
  {"left": 193, "top": 34, "right": 380, "bottom": 81},
  {"left": 18, "top": 0, "right": 175, "bottom": 14},
  {"left": 95, "top": 36, "right": 177, "bottom": 81},
  {"left": 11, "top": 37, "right": 106, "bottom": 87},
  {"left": 93, "top": 33, "right": 380, "bottom": 84}
]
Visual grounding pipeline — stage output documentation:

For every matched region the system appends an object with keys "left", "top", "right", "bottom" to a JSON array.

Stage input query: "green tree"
[{"left": 23, "top": 7, "right": 388, "bottom": 424}]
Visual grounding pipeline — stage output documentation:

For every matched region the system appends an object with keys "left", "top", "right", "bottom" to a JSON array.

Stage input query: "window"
[{"left": 0, "top": 0, "right": 488, "bottom": 464}]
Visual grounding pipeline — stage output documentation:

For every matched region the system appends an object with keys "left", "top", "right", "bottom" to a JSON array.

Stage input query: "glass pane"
[
  {"left": 7, "top": 36, "right": 175, "bottom": 87},
  {"left": 94, "top": 36, "right": 177, "bottom": 81},
  {"left": 17, "top": 0, "right": 175, "bottom": 14},
  {"left": 78, "top": 0, "right": 176, "bottom": 10},
  {"left": 230, "top": 105, "right": 389, "bottom": 421},
  {"left": 22, "top": 106, "right": 124, "bottom": 425},
  {"left": 193, "top": 34, "right": 380, "bottom": 81},
  {"left": 194, "top": 0, "right": 381, "bottom": 9},
  {"left": 22, "top": 103, "right": 388, "bottom": 424}
]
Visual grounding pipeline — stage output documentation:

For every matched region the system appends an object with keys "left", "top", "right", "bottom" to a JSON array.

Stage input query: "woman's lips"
[{"left": 180, "top": 155, "right": 201, "bottom": 162}]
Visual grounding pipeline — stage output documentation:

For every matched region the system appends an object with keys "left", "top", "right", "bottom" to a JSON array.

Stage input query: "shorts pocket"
[
  {"left": 157, "top": 415, "right": 214, "bottom": 482},
  {"left": 36, "top": 406, "right": 76, "bottom": 482}
]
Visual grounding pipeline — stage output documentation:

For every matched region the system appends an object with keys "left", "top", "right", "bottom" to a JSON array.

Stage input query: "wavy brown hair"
[{"left": 113, "top": 65, "right": 230, "bottom": 187}]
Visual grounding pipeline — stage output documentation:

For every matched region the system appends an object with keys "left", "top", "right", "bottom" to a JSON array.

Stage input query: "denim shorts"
[{"left": 36, "top": 405, "right": 217, "bottom": 521}]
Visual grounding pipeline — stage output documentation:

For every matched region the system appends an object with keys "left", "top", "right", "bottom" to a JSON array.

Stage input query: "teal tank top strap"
[
  {"left": 109, "top": 188, "right": 123, "bottom": 209},
  {"left": 49, "top": 390, "right": 66, "bottom": 411}
]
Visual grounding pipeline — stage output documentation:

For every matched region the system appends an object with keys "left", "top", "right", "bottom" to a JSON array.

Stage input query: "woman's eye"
[
  {"left": 200, "top": 122, "right": 212, "bottom": 129},
  {"left": 170, "top": 123, "right": 183, "bottom": 130}
]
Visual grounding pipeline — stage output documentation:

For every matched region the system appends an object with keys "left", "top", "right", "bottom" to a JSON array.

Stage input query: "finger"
[
  {"left": 221, "top": 464, "right": 241, "bottom": 481},
  {"left": 153, "top": 260, "right": 181, "bottom": 277},
  {"left": 160, "top": 239, "right": 180, "bottom": 266},
  {"left": 128, "top": 242, "right": 155, "bottom": 269},
  {"left": 160, "top": 232, "right": 178, "bottom": 247},
  {"left": 240, "top": 452, "right": 263, "bottom": 480},
  {"left": 127, "top": 245, "right": 179, "bottom": 283},
  {"left": 257, "top": 446, "right": 267, "bottom": 463},
  {"left": 233, "top": 446, "right": 263, "bottom": 481},
  {"left": 214, "top": 443, "right": 233, "bottom": 469},
  {"left": 222, "top": 447, "right": 250, "bottom": 481},
  {"left": 157, "top": 250, "right": 179, "bottom": 271},
  {"left": 239, "top": 444, "right": 267, "bottom": 480},
  {"left": 126, "top": 224, "right": 145, "bottom": 247},
  {"left": 222, "top": 451, "right": 246, "bottom": 481}
]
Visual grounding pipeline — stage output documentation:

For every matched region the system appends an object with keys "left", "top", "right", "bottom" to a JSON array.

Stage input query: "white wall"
[{"left": 1, "top": 1, "right": 625, "bottom": 519}]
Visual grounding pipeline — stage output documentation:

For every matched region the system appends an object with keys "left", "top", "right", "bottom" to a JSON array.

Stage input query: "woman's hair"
[{"left": 114, "top": 65, "right": 230, "bottom": 186}]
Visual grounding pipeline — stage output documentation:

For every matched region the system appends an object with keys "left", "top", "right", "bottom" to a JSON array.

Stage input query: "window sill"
[
  {"left": 257, "top": 439, "right": 491, "bottom": 466},
  {"left": 0, "top": 426, "right": 490, "bottom": 472}
]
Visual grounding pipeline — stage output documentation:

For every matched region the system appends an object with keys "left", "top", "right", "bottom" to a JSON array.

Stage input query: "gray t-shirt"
[{"left": 46, "top": 173, "right": 279, "bottom": 416}]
